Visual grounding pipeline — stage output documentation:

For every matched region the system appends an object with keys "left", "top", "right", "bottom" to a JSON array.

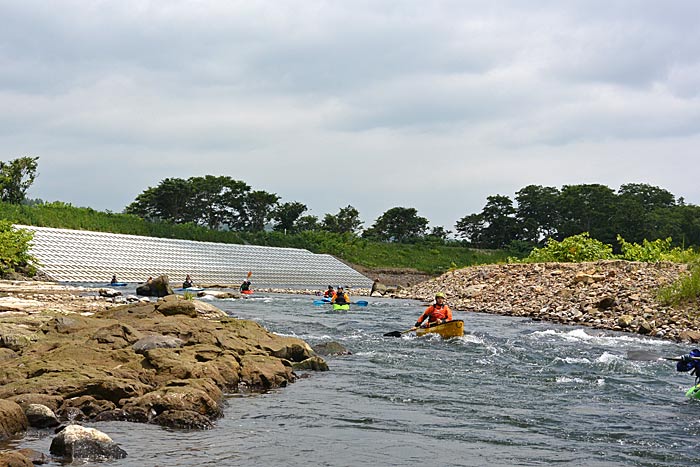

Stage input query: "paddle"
[
  {"left": 626, "top": 349, "right": 700, "bottom": 362},
  {"left": 384, "top": 327, "right": 417, "bottom": 337},
  {"left": 353, "top": 300, "right": 368, "bottom": 306}
]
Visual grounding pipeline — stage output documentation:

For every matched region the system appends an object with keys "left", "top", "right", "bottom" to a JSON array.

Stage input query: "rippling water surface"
[{"left": 12, "top": 292, "right": 700, "bottom": 466}]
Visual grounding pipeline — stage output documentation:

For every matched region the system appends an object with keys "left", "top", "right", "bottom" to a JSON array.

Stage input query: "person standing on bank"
[{"left": 415, "top": 292, "right": 452, "bottom": 328}]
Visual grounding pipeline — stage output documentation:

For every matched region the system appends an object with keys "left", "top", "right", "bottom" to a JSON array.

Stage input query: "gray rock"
[
  {"left": 50, "top": 424, "right": 127, "bottom": 461},
  {"left": 132, "top": 335, "right": 185, "bottom": 354},
  {"left": 25, "top": 403, "right": 59, "bottom": 428}
]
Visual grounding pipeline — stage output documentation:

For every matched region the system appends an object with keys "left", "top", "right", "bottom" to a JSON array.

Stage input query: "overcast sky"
[{"left": 2, "top": 0, "right": 699, "bottom": 231}]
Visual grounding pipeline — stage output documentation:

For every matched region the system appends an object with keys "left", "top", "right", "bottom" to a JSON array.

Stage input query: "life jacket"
[
  {"left": 324, "top": 289, "right": 334, "bottom": 298},
  {"left": 418, "top": 304, "right": 452, "bottom": 324},
  {"left": 240, "top": 281, "right": 251, "bottom": 291},
  {"left": 333, "top": 292, "right": 349, "bottom": 305},
  {"left": 677, "top": 349, "right": 700, "bottom": 380}
]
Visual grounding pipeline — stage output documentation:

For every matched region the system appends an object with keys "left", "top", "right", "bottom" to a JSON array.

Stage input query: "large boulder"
[
  {"left": 136, "top": 275, "right": 173, "bottom": 297},
  {"left": 0, "top": 399, "right": 28, "bottom": 440},
  {"left": 370, "top": 279, "right": 388, "bottom": 297},
  {"left": 50, "top": 424, "right": 127, "bottom": 461},
  {"left": 25, "top": 403, "right": 60, "bottom": 428}
]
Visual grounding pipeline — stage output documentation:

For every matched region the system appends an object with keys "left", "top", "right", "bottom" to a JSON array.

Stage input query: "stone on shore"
[
  {"left": 0, "top": 399, "right": 28, "bottom": 440},
  {"left": 50, "top": 424, "right": 127, "bottom": 461}
]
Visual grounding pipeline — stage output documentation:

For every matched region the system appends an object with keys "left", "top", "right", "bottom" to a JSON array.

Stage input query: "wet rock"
[
  {"left": 25, "top": 403, "right": 60, "bottom": 428},
  {"left": 312, "top": 341, "right": 352, "bottom": 356},
  {"left": 151, "top": 410, "right": 214, "bottom": 430},
  {"left": 49, "top": 424, "right": 127, "bottom": 461},
  {"left": 293, "top": 356, "right": 329, "bottom": 371},
  {"left": 197, "top": 290, "right": 239, "bottom": 299},
  {"left": 16, "top": 448, "right": 49, "bottom": 465}
]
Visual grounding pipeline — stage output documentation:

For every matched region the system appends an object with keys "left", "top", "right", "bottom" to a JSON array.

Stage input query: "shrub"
[
  {"left": 519, "top": 233, "right": 615, "bottom": 263},
  {"left": 0, "top": 221, "right": 37, "bottom": 277},
  {"left": 617, "top": 235, "right": 695, "bottom": 262}
]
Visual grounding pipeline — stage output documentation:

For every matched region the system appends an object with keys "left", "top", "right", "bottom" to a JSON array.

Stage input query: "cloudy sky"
[{"left": 2, "top": 0, "right": 699, "bottom": 231}]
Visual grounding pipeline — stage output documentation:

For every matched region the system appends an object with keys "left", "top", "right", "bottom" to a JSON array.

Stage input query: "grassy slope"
[{"left": 0, "top": 202, "right": 508, "bottom": 274}]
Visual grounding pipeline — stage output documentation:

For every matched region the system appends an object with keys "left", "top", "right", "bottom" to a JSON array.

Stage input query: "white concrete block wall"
[{"left": 18, "top": 225, "right": 373, "bottom": 289}]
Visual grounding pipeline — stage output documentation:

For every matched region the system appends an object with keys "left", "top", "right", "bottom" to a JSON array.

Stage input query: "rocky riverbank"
[
  {"left": 0, "top": 281, "right": 327, "bottom": 464},
  {"left": 393, "top": 260, "right": 700, "bottom": 342}
]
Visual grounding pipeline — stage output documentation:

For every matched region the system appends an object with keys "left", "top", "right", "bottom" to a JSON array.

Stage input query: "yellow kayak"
[{"left": 415, "top": 320, "right": 464, "bottom": 338}]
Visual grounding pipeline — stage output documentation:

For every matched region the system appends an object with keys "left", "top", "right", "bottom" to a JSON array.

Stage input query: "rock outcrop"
[{"left": 0, "top": 295, "right": 326, "bottom": 434}]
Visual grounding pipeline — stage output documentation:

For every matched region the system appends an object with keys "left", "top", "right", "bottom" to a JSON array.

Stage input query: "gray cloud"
[{"left": 1, "top": 0, "right": 699, "bottom": 230}]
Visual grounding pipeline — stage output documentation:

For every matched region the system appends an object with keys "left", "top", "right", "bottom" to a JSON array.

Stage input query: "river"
[{"left": 11, "top": 292, "right": 700, "bottom": 466}]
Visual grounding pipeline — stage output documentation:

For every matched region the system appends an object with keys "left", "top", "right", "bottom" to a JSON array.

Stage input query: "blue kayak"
[{"left": 108, "top": 282, "right": 127, "bottom": 287}]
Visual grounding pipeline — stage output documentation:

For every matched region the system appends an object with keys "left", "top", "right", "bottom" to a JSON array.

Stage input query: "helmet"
[{"left": 435, "top": 292, "right": 445, "bottom": 298}]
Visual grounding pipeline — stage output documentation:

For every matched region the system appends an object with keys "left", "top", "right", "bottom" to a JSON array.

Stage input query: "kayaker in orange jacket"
[
  {"left": 415, "top": 292, "right": 452, "bottom": 328},
  {"left": 332, "top": 286, "right": 350, "bottom": 305}
]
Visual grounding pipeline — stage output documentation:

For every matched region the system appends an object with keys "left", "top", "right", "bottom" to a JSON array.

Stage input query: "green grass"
[{"left": 657, "top": 258, "right": 700, "bottom": 306}]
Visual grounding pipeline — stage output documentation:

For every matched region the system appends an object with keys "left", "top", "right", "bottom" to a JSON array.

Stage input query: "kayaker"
[
  {"left": 110, "top": 274, "right": 118, "bottom": 285},
  {"left": 240, "top": 279, "right": 252, "bottom": 292},
  {"left": 676, "top": 349, "right": 700, "bottom": 380},
  {"left": 323, "top": 285, "right": 334, "bottom": 298},
  {"left": 415, "top": 292, "right": 453, "bottom": 328},
  {"left": 182, "top": 274, "right": 193, "bottom": 289},
  {"left": 332, "top": 286, "right": 350, "bottom": 306}
]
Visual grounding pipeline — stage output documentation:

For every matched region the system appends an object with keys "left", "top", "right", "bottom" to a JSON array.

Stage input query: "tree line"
[
  {"left": 457, "top": 183, "right": 700, "bottom": 250},
  {"left": 3, "top": 157, "right": 699, "bottom": 251}
]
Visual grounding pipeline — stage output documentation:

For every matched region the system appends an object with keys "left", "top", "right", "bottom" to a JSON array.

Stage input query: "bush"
[
  {"left": 617, "top": 235, "right": 695, "bottom": 262},
  {"left": 519, "top": 233, "right": 615, "bottom": 263},
  {"left": 0, "top": 221, "right": 37, "bottom": 277}
]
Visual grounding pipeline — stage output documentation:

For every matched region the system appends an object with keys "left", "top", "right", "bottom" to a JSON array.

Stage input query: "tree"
[
  {"left": 480, "top": 195, "right": 518, "bottom": 248},
  {"left": 322, "top": 205, "right": 363, "bottom": 235},
  {"left": 455, "top": 213, "right": 485, "bottom": 247},
  {"left": 125, "top": 177, "right": 194, "bottom": 223},
  {"left": 0, "top": 156, "right": 39, "bottom": 204},
  {"left": 243, "top": 190, "right": 280, "bottom": 232},
  {"left": 514, "top": 185, "right": 560, "bottom": 244},
  {"left": 296, "top": 215, "right": 320, "bottom": 232},
  {"left": 188, "top": 175, "right": 250, "bottom": 230},
  {"left": 427, "top": 226, "right": 451, "bottom": 241},
  {"left": 271, "top": 201, "right": 308, "bottom": 233},
  {"left": 557, "top": 184, "right": 617, "bottom": 244},
  {"left": 618, "top": 183, "right": 675, "bottom": 211},
  {"left": 363, "top": 207, "right": 428, "bottom": 242}
]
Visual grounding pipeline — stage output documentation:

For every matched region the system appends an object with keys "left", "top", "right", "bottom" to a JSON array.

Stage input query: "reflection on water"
[{"left": 10, "top": 293, "right": 700, "bottom": 466}]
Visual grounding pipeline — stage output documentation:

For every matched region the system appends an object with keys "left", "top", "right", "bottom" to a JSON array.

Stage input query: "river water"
[{"left": 11, "top": 292, "right": 700, "bottom": 466}]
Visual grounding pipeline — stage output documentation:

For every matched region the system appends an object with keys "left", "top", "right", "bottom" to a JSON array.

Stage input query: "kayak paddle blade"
[
  {"left": 354, "top": 300, "right": 368, "bottom": 306},
  {"left": 383, "top": 331, "right": 403, "bottom": 337}
]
